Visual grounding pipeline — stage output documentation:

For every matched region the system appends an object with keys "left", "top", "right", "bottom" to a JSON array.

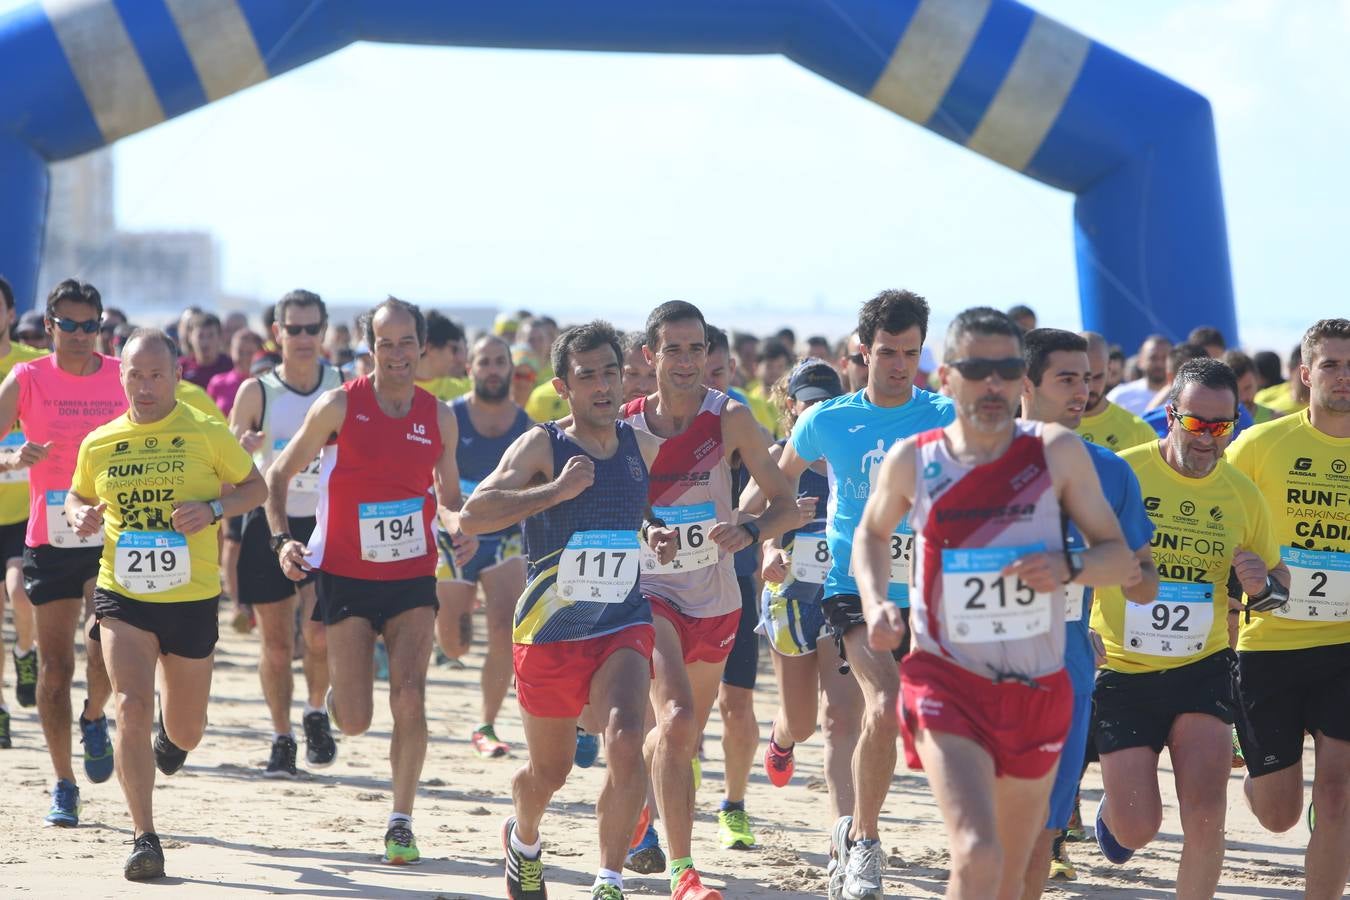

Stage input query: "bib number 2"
[{"left": 1277, "top": 546, "right": 1350, "bottom": 621}]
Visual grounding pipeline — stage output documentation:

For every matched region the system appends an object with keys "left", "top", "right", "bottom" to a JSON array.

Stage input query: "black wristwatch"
[
  {"left": 270, "top": 532, "right": 293, "bottom": 554},
  {"left": 1063, "top": 549, "right": 1084, "bottom": 584},
  {"left": 209, "top": 499, "right": 225, "bottom": 523},
  {"left": 741, "top": 520, "right": 761, "bottom": 544}
]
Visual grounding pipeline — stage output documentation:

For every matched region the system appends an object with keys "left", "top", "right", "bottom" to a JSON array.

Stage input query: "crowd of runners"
[{"left": 0, "top": 273, "right": 1346, "bottom": 900}]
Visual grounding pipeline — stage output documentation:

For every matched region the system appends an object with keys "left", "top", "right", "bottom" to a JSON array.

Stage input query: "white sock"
[
  {"left": 509, "top": 824, "right": 542, "bottom": 858},
  {"left": 275, "top": 732, "right": 294, "bottom": 742},
  {"left": 303, "top": 703, "right": 323, "bottom": 717},
  {"left": 388, "top": 812, "right": 412, "bottom": 830},
  {"left": 595, "top": 868, "right": 623, "bottom": 890}
]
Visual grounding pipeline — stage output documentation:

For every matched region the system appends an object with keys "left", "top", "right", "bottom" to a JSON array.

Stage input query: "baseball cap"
[{"left": 787, "top": 359, "right": 843, "bottom": 403}]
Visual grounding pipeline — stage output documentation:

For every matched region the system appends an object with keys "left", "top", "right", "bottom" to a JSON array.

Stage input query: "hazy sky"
[{"left": 7, "top": 0, "right": 1347, "bottom": 349}]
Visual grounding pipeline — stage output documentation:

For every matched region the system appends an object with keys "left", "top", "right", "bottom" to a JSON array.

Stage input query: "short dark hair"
[
  {"left": 621, "top": 330, "right": 646, "bottom": 356},
  {"left": 705, "top": 325, "right": 730, "bottom": 356},
  {"left": 0, "top": 275, "right": 13, "bottom": 311},
  {"left": 274, "top": 289, "right": 327, "bottom": 327},
  {"left": 858, "top": 289, "right": 930, "bottom": 347},
  {"left": 1007, "top": 304, "right": 1036, "bottom": 321},
  {"left": 45, "top": 279, "right": 103, "bottom": 318},
  {"left": 644, "top": 301, "right": 706, "bottom": 353},
  {"left": 363, "top": 296, "right": 426, "bottom": 348},
  {"left": 807, "top": 335, "right": 830, "bottom": 350},
  {"left": 732, "top": 332, "right": 758, "bottom": 352},
  {"left": 1168, "top": 342, "right": 1208, "bottom": 375},
  {"left": 553, "top": 320, "right": 623, "bottom": 384},
  {"left": 1167, "top": 357, "right": 1239, "bottom": 416},
  {"left": 1301, "top": 318, "right": 1350, "bottom": 367},
  {"left": 424, "top": 310, "right": 465, "bottom": 349},
  {"left": 1186, "top": 325, "right": 1226, "bottom": 350},
  {"left": 1022, "top": 328, "right": 1088, "bottom": 386},
  {"left": 775, "top": 327, "right": 795, "bottom": 345},
  {"left": 758, "top": 340, "right": 792, "bottom": 365},
  {"left": 1108, "top": 345, "right": 1126, "bottom": 364},
  {"left": 943, "top": 306, "right": 1021, "bottom": 362},
  {"left": 190, "top": 311, "right": 222, "bottom": 334},
  {"left": 121, "top": 327, "right": 178, "bottom": 362},
  {"left": 1253, "top": 350, "right": 1284, "bottom": 386},
  {"left": 1222, "top": 350, "right": 1255, "bottom": 380}
]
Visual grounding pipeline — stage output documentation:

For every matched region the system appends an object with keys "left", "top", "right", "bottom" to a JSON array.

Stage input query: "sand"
[{"left": 0, "top": 612, "right": 1320, "bottom": 898}]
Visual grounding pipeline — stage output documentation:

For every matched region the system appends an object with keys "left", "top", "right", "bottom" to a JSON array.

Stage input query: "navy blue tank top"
[
  {"left": 453, "top": 397, "right": 532, "bottom": 539},
  {"left": 514, "top": 421, "right": 651, "bottom": 644},
  {"left": 781, "top": 440, "right": 832, "bottom": 603}
]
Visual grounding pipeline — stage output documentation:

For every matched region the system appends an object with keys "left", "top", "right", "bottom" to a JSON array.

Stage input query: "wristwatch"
[
  {"left": 270, "top": 532, "right": 293, "bottom": 554},
  {"left": 1063, "top": 550, "right": 1084, "bottom": 584},
  {"left": 208, "top": 499, "right": 225, "bottom": 523},
  {"left": 741, "top": 520, "right": 761, "bottom": 544}
]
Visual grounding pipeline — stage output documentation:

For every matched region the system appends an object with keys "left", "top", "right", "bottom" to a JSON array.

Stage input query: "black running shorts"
[
  {"left": 22, "top": 543, "right": 102, "bottom": 606},
  {"left": 1093, "top": 649, "right": 1238, "bottom": 756},
  {"left": 237, "top": 509, "right": 317, "bottom": 604},
  {"left": 93, "top": 588, "right": 219, "bottom": 659},
  {"left": 313, "top": 571, "right": 437, "bottom": 633},
  {"left": 1236, "top": 642, "right": 1350, "bottom": 777}
]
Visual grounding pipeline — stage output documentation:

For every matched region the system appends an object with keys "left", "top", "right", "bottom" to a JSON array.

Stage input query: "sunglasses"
[
  {"left": 1167, "top": 406, "right": 1237, "bottom": 438},
  {"left": 847, "top": 353, "right": 866, "bottom": 366},
  {"left": 947, "top": 357, "right": 1027, "bottom": 381},
  {"left": 50, "top": 316, "right": 101, "bottom": 334},
  {"left": 281, "top": 323, "right": 323, "bottom": 336}
]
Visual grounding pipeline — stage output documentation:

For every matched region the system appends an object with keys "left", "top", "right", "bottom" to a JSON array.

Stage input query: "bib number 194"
[{"left": 358, "top": 498, "right": 427, "bottom": 561}]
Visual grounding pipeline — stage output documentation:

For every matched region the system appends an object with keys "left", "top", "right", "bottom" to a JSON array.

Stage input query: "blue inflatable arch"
[{"left": 0, "top": 0, "right": 1236, "bottom": 349}]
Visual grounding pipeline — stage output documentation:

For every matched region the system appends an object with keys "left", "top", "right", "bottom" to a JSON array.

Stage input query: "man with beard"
[
  {"left": 1075, "top": 332, "right": 1157, "bottom": 453},
  {"left": 1091, "top": 357, "right": 1286, "bottom": 899},
  {"left": 438, "top": 335, "right": 532, "bottom": 758}
]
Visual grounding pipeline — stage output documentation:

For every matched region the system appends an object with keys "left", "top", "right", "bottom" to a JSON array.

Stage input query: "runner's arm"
[
  {"left": 459, "top": 427, "right": 569, "bottom": 535},
  {"left": 723, "top": 402, "right": 798, "bottom": 544},
  {"left": 1039, "top": 425, "right": 1135, "bottom": 588},
  {"left": 63, "top": 487, "right": 106, "bottom": 538},
  {"left": 1121, "top": 545, "right": 1160, "bottom": 604},
  {"left": 264, "top": 388, "right": 345, "bottom": 538},
  {"left": 228, "top": 378, "right": 265, "bottom": 452},
  {"left": 0, "top": 370, "right": 45, "bottom": 473},
  {"left": 854, "top": 439, "right": 916, "bottom": 650}
]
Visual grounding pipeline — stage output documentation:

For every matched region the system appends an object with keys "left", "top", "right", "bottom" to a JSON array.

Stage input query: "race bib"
[
  {"left": 641, "top": 502, "right": 718, "bottom": 574},
  {"left": 849, "top": 517, "right": 914, "bottom": 585},
  {"left": 1064, "top": 585, "right": 1088, "bottom": 622},
  {"left": 790, "top": 530, "right": 831, "bottom": 584},
  {"left": 0, "top": 432, "right": 25, "bottom": 483},
  {"left": 940, "top": 543, "right": 1053, "bottom": 643},
  {"left": 1277, "top": 546, "right": 1350, "bottom": 621},
  {"left": 358, "top": 498, "right": 427, "bottom": 562},
  {"left": 1124, "top": 580, "right": 1213, "bottom": 657},
  {"left": 274, "top": 439, "right": 321, "bottom": 495},
  {"left": 46, "top": 490, "right": 104, "bottom": 547},
  {"left": 557, "top": 530, "right": 640, "bottom": 603},
  {"left": 114, "top": 531, "right": 189, "bottom": 595}
]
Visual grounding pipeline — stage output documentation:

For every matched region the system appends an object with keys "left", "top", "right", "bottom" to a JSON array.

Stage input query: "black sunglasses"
[
  {"left": 948, "top": 357, "right": 1027, "bottom": 381},
  {"left": 847, "top": 353, "right": 866, "bottom": 366},
  {"left": 281, "top": 323, "right": 323, "bottom": 336},
  {"left": 50, "top": 315, "right": 101, "bottom": 334}
]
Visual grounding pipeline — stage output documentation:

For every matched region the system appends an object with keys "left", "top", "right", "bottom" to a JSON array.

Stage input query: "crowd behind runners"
[{"left": 0, "top": 272, "right": 1347, "bottom": 900}]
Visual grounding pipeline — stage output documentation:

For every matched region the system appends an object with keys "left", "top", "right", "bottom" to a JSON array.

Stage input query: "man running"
[
  {"left": 621, "top": 300, "right": 799, "bottom": 900},
  {"left": 1090, "top": 357, "right": 1286, "bottom": 899},
  {"left": 230, "top": 289, "right": 341, "bottom": 776},
  {"left": 266, "top": 297, "right": 476, "bottom": 864},
  {"left": 1013, "top": 329, "right": 1158, "bottom": 897},
  {"left": 1075, "top": 332, "right": 1157, "bottom": 453},
  {"left": 66, "top": 328, "right": 265, "bottom": 880},
  {"left": 1226, "top": 318, "right": 1350, "bottom": 900},
  {"left": 0, "top": 275, "right": 47, "bottom": 748},
  {"left": 0, "top": 279, "right": 127, "bottom": 825},
  {"left": 774, "top": 289, "right": 953, "bottom": 900},
  {"left": 857, "top": 307, "right": 1134, "bottom": 900},
  {"left": 438, "top": 334, "right": 532, "bottom": 759},
  {"left": 463, "top": 320, "right": 674, "bottom": 900}
]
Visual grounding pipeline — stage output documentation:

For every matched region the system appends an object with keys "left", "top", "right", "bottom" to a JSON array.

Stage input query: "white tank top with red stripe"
[
  {"left": 621, "top": 389, "right": 739, "bottom": 618},
  {"left": 909, "top": 421, "right": 1067, "bottom": 680}
]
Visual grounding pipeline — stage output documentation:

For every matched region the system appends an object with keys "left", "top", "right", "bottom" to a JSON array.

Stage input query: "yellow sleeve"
[
  {"left": 1239, "top": 478, "right": 1281, "bottom": 569},
  {"left": 177, "top": 382, "right": 223, "bottom": 420},
  {"left": 71, "top": 434, "right": 97, "bottom": 500},
  {"left": 1124, "top": 414, "right": 1159, "bottom": 449}
]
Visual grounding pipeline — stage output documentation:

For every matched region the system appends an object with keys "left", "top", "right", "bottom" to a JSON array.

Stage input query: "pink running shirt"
[{"left": 13, "top": 354, "right": 127, "bottom": 548}]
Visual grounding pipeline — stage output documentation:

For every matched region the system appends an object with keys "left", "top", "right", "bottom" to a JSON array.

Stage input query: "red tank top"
[{"left": 306, "top": 377, "right": 442, "bottom": 580}]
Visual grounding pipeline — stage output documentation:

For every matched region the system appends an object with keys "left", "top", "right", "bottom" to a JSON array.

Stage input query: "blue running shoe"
[
  {"left": 45, "top": 778, "right": 80, "bottom": 827},
  {"left": 1095, "top": 796, "right": 1134, "bottom": 864},
  {"left": 574, "top": 728, "right": 599, "bottom": 768},
  {"left": 80, "top": 713, "right": 115, "bottom": 783},
  {"left": 626, "top": 822, "right": 666, "bottom": 874},
  {"left": 374, "top": 641, "right": 390, "bottom": 681}
]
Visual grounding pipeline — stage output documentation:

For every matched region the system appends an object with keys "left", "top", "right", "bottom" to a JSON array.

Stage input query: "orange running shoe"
[
  {"left": 671, "top": 868, "right": 722, "bottom": 900},
  {"left": 764, "top": 739, "right": 795, "bottom": 788},
  {"left": 630, "top": 803, "right": 652, "bottom": 849}
]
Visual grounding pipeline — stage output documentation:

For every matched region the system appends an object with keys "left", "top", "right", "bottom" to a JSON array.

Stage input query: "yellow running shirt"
[
  {"left": 1226, "top": 410, "right": 1350, "bottom": 651},
  {"left": 416, "top": 376, "right": 470, "bottom": 402},
  {"left": 0, "top": 343, "right": 49, "bottom": 526},
  {"left": 1075, "top": 401, "right": 1157, "bottom": 453},
  {"left": 71, "top": 401, "right": 254, "bottom": 603},
  {"left": 175, "top": 380, "right": 223, "bottom": 421},
  {"left": 1254, "top": 382, "right": 1308, "bottom": 416},
  {"left": 1091, "top": 441, "right": 1279, "bottom": 674},
  {"left": 526, "top": 381, "right": 570, "bottom": 423}
]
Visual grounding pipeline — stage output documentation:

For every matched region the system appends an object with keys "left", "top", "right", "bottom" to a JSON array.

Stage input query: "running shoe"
[
  {"left": 124, "top": 831, "right": 165, "bottom": 881},
  {"left": 1231, "top": 727, "right": 1245, "bottom": 769},
  {"left": 230, "top": 605, "right": 255, "bottom": 634},
  {"left": 843, "top": 837, "right": 885, "bottom": 900},
  {"left": 764, "top": 739, "right": 795, "bottom": 788},
  {"left": 80, "top": 712, "right": 115, "bottom": 783},
  {"left": 303, "top": 710, "right": 338, "bottom": 767},
  {"left": 44, "top": 778, "right": 80, "bottom": 827},
  {"left": 14, "top": 648, "right": 37, "bottom": 707},
  {"left": 1308, "top": 800, "right": 1316, "bottom": 833},
  {"left": 692, "top": 756, "right": 702, "bottom": 793},
  {"left": 592, "top": 884, "right": 624, "bottom": 900},
  {"left": 671, "top": 867, "right": 722, "bottom": 900},
  {"left": 374, "top": 640, "right": 390, "bottom": 681},
  {"left": 0, "top": 706, "right": 10, "bottom": 749},
  {"left": 626, "top": 822, "right": 666, "bottom": 874},
  {"left": 154, "top": 711, "right": 187, "bottom": 776},
  {"left": 472, "top": 724, "right": 511, "bottom": 759},
  {"left": 1064, "top": 794, "right": 1087, "bottom": 842},
  {"left": 502, "top": 815, "right": 547, "bottom": 899},
  {"left": 383, "top": 820, "right": 420, "bottom": 865},
  {"left": 1094, "top": 796, "right": 1134, "bottom": 864},
  {"left": 1048, "top": 832, "right": 1076, "bottom": 880},
  {"left": 574, "top": 728, "right": 599, "bottom": 768},
  {"left": 630, "top": 804, "right": 651, "bottom": 849},
  {"left": 717, "top": 806, "right": 755, "bottom": 850},
  {"left": 828, "top": 815, "right": 853, "bottom": 900},
  {"left": 264, "top": 734, "right": 298, "bottom": 778}
]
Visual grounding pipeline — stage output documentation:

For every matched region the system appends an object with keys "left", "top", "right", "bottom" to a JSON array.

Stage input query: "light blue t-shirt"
[{"left": 790, "top": 387, "right": 955, "bottom": 605}]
